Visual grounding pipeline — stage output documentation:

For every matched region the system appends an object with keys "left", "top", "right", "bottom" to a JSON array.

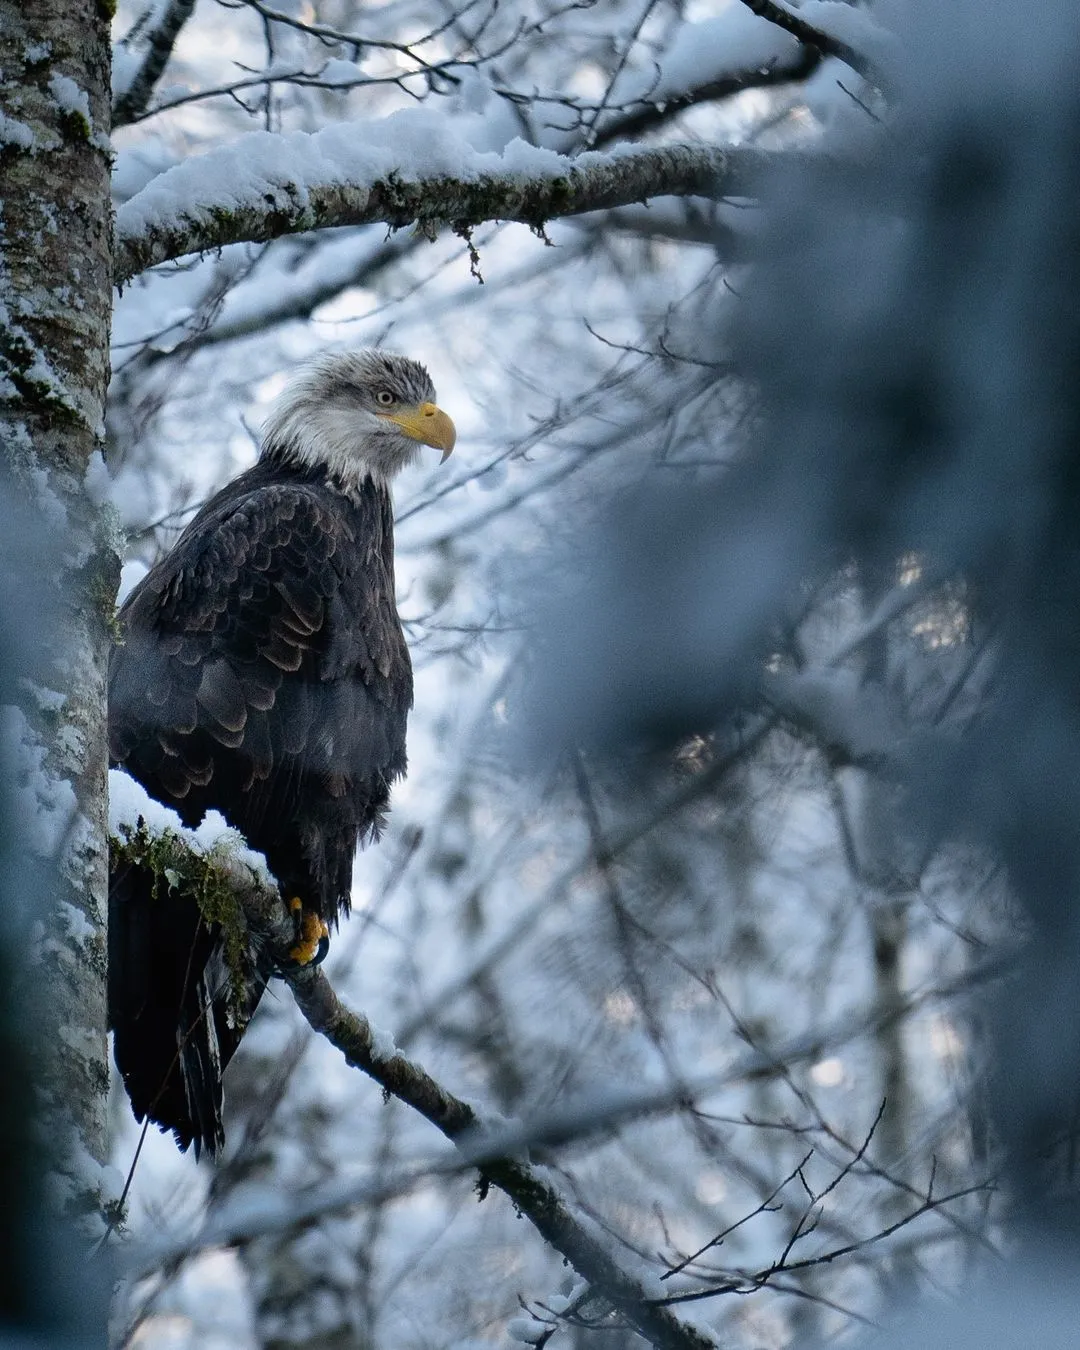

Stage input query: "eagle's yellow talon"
[
  {"left": 289, "top": 896, "right": 303, "bottom": 914},
  {"left": 287, "top": 911, "right": 330, "bottom": 966}
]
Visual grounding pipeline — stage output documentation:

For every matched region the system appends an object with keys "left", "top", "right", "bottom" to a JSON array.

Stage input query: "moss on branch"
[{"left": 108, "top": 820, "right": 279, "bottom": 1016}]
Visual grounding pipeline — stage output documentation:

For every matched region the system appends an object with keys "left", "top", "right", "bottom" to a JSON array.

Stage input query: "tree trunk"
[{"left": 0, "top": 0, "right": 117, "bottom": 1227}]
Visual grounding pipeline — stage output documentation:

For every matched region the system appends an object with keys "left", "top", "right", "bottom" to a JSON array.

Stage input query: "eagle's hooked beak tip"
[
  {"left": 381, "top": 402, "right": 456, "bottom": 461},
  {"left": 422, "top": 403, "right": 456, "bottom": 462}
]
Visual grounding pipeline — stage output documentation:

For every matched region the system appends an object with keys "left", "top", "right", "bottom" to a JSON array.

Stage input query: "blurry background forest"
[{"left": 28, "top": 0, "right": 1080, "bottom": 1345}]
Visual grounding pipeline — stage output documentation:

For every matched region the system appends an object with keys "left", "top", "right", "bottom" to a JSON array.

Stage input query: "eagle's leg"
[{"left": 285, "top": 897, "right": 330, "bottom": 967}]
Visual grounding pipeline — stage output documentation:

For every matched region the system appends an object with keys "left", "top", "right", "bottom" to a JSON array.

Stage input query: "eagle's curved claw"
[{"left": 281, "top": 900, "right": 330, "bottom": 969}]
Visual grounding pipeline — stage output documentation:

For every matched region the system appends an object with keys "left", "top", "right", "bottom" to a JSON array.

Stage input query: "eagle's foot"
[{"left": 284, "top": 899, "right": 330, "bottom": 967}]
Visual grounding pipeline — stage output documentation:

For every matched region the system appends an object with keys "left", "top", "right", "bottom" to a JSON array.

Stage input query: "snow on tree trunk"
[{"left": 0, "top": 0, "right": 119, "bottom": 1223}]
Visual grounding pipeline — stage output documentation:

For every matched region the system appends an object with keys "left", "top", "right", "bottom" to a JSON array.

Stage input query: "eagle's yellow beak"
[{"left": 378, "top": 402, "right": 456, "bottom": 462}]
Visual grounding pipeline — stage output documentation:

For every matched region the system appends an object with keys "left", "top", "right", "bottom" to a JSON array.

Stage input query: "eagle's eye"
[{"left": 375, "top": 389, "right": 395, "bottom": 407}]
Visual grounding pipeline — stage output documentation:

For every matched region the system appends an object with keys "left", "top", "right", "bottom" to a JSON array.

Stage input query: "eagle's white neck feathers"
[
  {"left": 260, "top": 350, "right": 437, "bottom": 494},
  {"left": 262, "top": 396, "right": 414, "bottom": 493}
]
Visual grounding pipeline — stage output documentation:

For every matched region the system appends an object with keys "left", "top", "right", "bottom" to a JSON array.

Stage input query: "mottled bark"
[{"left": 0, "top": 0, "right": 118, "bottom": 1236}]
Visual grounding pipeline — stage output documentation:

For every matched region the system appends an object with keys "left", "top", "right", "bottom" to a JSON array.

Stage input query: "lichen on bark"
[{"left": 0, "top": 0, "right": 116, "bottom": 1260}]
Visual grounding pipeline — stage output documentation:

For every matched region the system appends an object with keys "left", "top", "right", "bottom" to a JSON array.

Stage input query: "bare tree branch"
[
  {"left": 655, "top": 1180, "right": 992, "bottom": 1305},
  {"left": 239, "top": 0, "right": 497, "bottom": 68},
  {"left": 287, "top": 969, "right": 723, "bottom": 1349},
  {"left": 590, "top": 44, "right": 822, "bottom": 146}
]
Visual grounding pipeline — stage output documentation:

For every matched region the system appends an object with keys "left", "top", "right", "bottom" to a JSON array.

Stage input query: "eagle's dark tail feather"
[{"left": 108, "top": 856, "right": 271, "bottom": 1158}]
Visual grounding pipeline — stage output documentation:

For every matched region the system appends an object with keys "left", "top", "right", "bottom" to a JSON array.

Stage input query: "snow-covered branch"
[{"left": 114, "top": 122, "right": 788, "bottom": 285}]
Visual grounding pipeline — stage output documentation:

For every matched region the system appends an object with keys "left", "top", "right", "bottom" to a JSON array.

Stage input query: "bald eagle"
[{"left": 108, "top": 350, "right": 455, "bottom": 1157}]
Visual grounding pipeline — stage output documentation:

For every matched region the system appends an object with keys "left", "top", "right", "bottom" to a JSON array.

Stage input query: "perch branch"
[{"left": 107, "top": 826, "right": 720, "bottom": 1350}]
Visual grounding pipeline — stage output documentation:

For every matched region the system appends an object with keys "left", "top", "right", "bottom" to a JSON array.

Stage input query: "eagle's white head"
[{"left": 262, "top": 349, "right": 456, "bottom": 491}]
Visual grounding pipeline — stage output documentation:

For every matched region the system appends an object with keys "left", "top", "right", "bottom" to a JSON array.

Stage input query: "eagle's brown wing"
[
  {"left": 108, "top": 468, "right": 411, "bottom": 1155},
  {"left": 110, "top": 476, "right": 411, "bottom": 847}
]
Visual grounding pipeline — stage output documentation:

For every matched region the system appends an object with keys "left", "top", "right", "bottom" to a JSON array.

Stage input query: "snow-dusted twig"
[
  {"left": 587, "top": 42, "right": 821, "bottom": 145},
  {"left": 240, "top": 0, "right": 500, "bottom": 67},
  {"left": 113, "top": 0, "right": 198, "bottom": 127},
  {"left": 114, "top": 140, "right": 795, "bottom": 285},
  {"left": 734, "top": 0, "right": 890, "bottom": 93}
]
